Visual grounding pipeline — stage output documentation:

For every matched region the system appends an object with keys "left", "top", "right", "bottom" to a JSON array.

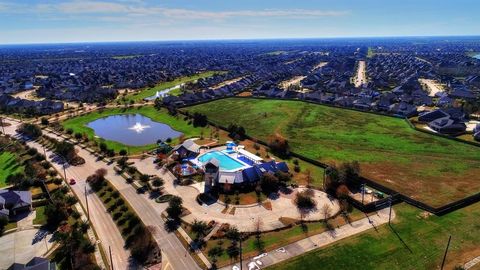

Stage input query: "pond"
[{"left": 87, "top": 114, "right": 182, "bottom": 146}]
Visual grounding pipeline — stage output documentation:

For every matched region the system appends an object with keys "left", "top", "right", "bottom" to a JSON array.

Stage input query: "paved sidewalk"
[
  {"left": 465, "top": 255, "right": 480, "bottom": 269},
  {"left": 221, "top": 207, "right": 395, "bottom": 270}
]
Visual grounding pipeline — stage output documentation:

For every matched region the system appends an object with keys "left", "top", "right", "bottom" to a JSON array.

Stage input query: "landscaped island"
[
  {"left": 62, "top": 106, "right": 207, "bottom": 153},
  {"left": 184, "top": 97, "right": 480, "bottom": 207}
]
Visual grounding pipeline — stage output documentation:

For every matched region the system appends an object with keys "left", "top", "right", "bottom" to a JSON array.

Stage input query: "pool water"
[{"left": 198, "top": 151, "right": 246, "bottom": 171}]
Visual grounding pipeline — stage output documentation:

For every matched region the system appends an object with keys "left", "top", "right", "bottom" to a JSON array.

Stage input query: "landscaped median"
[{"left": 87, "top": 169, "right": 161, "bottom": 266}]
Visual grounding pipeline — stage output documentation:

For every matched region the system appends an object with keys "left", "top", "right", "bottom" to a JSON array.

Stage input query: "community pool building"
[{"left": 187, "top": 141, "right": 289, "bottom": 192}]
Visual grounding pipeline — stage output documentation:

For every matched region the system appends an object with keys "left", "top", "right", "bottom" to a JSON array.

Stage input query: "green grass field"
[
  {"left": 62, "top": 106, "right": 207, "bottom": 153},
  {"left": 185, "top": 98, "right": 480, "bottom": 207},
  {"left": 125, "top": 71, "right": 225, "bottom": 102},
  {"left": 268, "top": 203, "right": 480, "bottom": 270},
  {"left": 0, "top": 152, "right": 24, "bottom": 187}
]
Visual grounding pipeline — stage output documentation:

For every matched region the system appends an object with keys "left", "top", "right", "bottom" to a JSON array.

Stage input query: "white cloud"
[{"left": 8, "top": 0, "right": 348, "bottom": 20}]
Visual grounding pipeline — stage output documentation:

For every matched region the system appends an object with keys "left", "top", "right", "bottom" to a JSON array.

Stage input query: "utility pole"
[
  {"left": 63, "top": 163, "right": 67, "bottom": 180},
  {"left": 85, "top": 185, "right": 90, "bottom": 221},
  {"left": 440, "top": 235, "right": 452, "bottom": 270},
  {"left": 239, "top": 235, "right": 243, "bottom": 270},
  {"left": 109, "top": 246, "right": 114, "bottom": 270}
]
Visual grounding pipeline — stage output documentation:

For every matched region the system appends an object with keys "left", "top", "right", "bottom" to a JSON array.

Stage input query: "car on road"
[
  {"left": 232, "top": 266, "right": 240, "bottom": 270},
  {"left": 276, "top": 247, "right": 286, "bottom": 253},
  {"left": 69, "top": 179, "right": 76, "bottom": 185}
]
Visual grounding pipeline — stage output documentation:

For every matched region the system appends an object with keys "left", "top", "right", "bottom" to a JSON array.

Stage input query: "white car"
[
  {"left": 256, "top": 260, "right": 263, "bottom": 266},
  {"left": 248, "top": 262, "right": 260, "bottom": 270},
  {"left": 276, "top": 247, "right": 286, "bottom": 253},
  {"left": 253, "top": 253, "right": 267, "bottom": 260},
  {"left": 232, "top": 266, "right": 240, "bottom": 270}
]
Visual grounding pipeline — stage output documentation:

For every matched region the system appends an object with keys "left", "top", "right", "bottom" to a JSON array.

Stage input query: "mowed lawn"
[
  {"left": 125, "top": 71, "right": 225, "bottom": 102},
  {"left": 62, "top": 106, "right": 207, "bottom": 153},
  {"left": 267, "top": 203, "right": 480, "bottom": 270},
  {"left": 0, "top": 151, "right": 24, "bottom": 187},
  {"left": 185, "top": 98, "right": 480, "bottom": 207}
]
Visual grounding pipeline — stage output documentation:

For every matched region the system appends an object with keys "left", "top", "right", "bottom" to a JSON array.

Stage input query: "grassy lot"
[
  {"left": 33, "top": 206, "right": 47, "bottom": 225},
  {"left": 268, "top": 203, "right": 480, "bottom": 270},
  {"left": 125, "top": 71, "right": 224, "bottom": 102},
  {"left": 184, "top": 98, "right": 480, "bottom": 207},
  {"left": 62, "top": 106, "right": 207, "bottom": 153},
  {"left": 0, "top": 152, "right": 24, "bottom": 187}
]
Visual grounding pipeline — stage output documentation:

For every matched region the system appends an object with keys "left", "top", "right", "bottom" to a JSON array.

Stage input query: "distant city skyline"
[{"left": 1, "top": 0, "right": 479, "bottom": 44}]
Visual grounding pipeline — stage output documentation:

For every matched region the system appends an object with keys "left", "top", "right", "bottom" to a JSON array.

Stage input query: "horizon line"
[{"left": 1, "top": 34, "right": 480, "bottom": 47}]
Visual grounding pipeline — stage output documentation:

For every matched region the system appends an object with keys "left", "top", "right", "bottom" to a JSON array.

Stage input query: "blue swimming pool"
[{"left": 198, "top": 151, "right": 246, "bottom": 171}]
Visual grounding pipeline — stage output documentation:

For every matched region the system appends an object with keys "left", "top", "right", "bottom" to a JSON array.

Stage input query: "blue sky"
[{"left": 0, "top": 0, "right": 479, "bottom": 44}]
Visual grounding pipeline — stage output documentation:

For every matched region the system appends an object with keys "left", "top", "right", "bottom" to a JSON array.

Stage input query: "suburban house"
[
  {"left": 428, "top": 118, "right": 467, "bottom": 135},
  {"left": 0, "top": 190, "right": 32, "bottom": 220},
  {"left": 9, "top": 257, "right": 56, "bottom": 270}
]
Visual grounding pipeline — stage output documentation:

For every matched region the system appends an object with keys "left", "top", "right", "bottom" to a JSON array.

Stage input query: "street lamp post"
[{"left": 85, "top": 185, "right": 90, "bottom": 221}]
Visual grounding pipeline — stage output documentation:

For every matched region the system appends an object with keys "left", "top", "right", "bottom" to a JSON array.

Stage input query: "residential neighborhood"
[{"left": 1, "top": 1, "right": 480, "bottom": 270}]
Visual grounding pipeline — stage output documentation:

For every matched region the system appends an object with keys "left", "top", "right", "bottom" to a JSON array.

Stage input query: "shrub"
[{"left": 113, "top": 212, "right": 123, "bottom": 220}]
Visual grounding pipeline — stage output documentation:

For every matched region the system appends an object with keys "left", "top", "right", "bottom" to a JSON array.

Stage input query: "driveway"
[{"left": 0, "top": 229, "right": 53, "bottom": 269}]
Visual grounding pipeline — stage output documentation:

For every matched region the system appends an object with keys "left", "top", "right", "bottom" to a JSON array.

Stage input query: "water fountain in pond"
[{"left": 128, "top": 122, "right": 151, "bottom": 133}]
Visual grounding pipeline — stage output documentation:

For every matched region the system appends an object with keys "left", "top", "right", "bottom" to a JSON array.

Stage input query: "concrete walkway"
[
  {"left": 465, "top": 255, "right": 480, "bottom": 269},
  {"left": 221, "top": 207, "right": 395, "bottom": 270},
  {"left": 0, "top": 229, "right": 53, "bottom": 269}
]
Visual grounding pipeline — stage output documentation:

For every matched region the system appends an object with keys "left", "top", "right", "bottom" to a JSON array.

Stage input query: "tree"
[
  {"left": 192, "top": 113, "right": 208, "bottom": 127},
  {"left": 139, "top": 174, "right": 150, "bottom": 183},
  {"left": 6, "top": 173, "right": 25, "bottom": 188},
  {"left": 17, "top": 123, "right": 42, "bottom": 139},
  {"left": 208, "top": 246, "right": 224, "bottom": 266},
  {"left": 338, "top": 161, "right": 361, "bottom": 187},
  {"left": 99, "top": 142, "right": 107, "bottom": 152},
  {"left": 268, "top": 134, "right": 290, "bottom": 157},
  {"left": 40, "top": 117, "right": 49, "bottom": 126},
  {"left": 86, "top": 168, "right": 107, "bottom": 191},
  {"left": 119, "top": 149, "right": 127, "bottom": 156},
  {"left": 294, "top": 190, "right": 317, "bottom": 211},
  {"left": 152, "top": 177, "right": 164, "bottom": 187},
  {"left": 225, "top": 226, "right": 241, "bottom": 242},
  {"left": 305, "top": 168, "right": 313, "bottom": 187},
  {"left": 55, "top": 140, "right": 76, "bottom": 162},
  {"left": 190, "top": 219, "right": 209, "bottom": 241},
  {"left": 74, "top": 132, "right": 82, "bottom": 140},
  {"left": 275, "top": 171, "right": 291, "bottom": 184},
  {"left": 166, "top": 196, "right": 183, "bottom": 220},
  {"left": 0, "top": 216, "right": 8, "bottom": 236},
  {"left": 226, "top": 244, "right": 240, "bottom": 261},
  {"left": 321, "top": 204, "right": 332, "bottom": 220},
  {"left": 260, "top": 172, "right": 280, "bottom": 193}
]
